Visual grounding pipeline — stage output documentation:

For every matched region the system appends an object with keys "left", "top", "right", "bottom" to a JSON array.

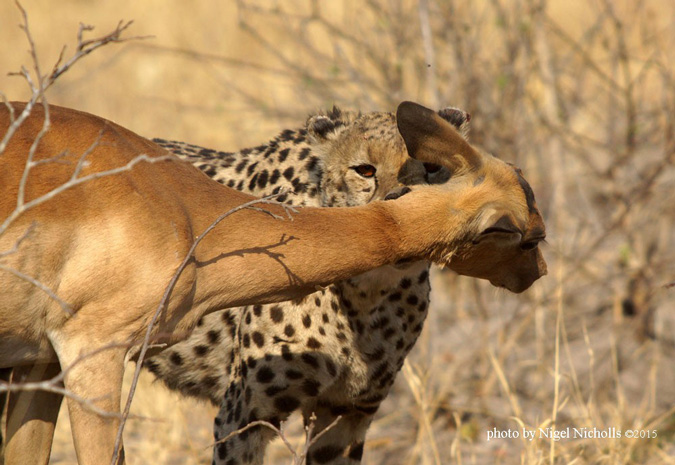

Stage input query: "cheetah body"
[{"left": 148, "top": 107, "right": 467, "bottom": 464}]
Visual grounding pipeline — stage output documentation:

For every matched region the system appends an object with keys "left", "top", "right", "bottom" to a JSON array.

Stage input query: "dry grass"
[{"left": 1, "top": 0, "right": 674, "bottom": 463}]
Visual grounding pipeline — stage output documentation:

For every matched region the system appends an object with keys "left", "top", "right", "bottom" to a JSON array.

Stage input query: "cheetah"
[{"left": 146, "top": 106, "right": 473, "bottom": 464}]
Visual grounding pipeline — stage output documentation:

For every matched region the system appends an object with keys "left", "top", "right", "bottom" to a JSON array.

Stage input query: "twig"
[
  {"left": 212, "top": 420, "right": 296, "bottom": 452},
  {"left": 1, "top": 3, "right": 153, "bottom": 244},
  {"left": 298, "top": 414, "right": 343, "bottom": 464},
  {"left": 0, "top": 263, "right": 72, "bottom": 314},
  {"left": 0, "top": 342, "right": 145, "bottom": 420},
  {"left": 0, "top": 380, "right": 119, "bottom": 420},
  {"left": 0, "top": 222, "right": 35, "bottom": 258},
  {"left": 48, "top": 20, "right": 152, "bottom": 86},
  {"left": 208, "top": 412, "right": 342, "bottom": 464},
  {"left": 15, "top": 98, "right": 51, "bottom": 213},
  {"left": 0, "top": 152, "right": 174, "bottom": 237},
  {"left": 0, "top": 3, "right": 144, "bottom": 156},
  {"left": 0, "top": 93, "right": 16, "bottom": 124},
  {"left": 0, "top": 134, "right": 173, "bottom": 316},
  {"left": 0, "top": 342, "right": 128, "bottom": 394}
]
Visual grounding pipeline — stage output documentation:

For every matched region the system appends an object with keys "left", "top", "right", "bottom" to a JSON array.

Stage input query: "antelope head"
[{"left": 395, "top": 101, "right": 547, "bottom": 293}]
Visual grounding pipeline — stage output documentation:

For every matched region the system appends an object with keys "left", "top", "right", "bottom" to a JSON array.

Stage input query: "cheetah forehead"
[
  {"left": 299, "top": 107, "right": 399, "bottom": 151},
  {"left": 318, "top": 111, "right": 404, "bottom": 163},
  {"left": 354, "top": 112, "right": 400, "bottom": 141}
]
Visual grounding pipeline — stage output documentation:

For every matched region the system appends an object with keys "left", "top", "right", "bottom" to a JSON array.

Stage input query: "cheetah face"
[
  {"left": 306, "top": 108, "right": 463, "bottom": 208},
  {"left": 307, "top": 112, "right": 408, "bottom": 207}
]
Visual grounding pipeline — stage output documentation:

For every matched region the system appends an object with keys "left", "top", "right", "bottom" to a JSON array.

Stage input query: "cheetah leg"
[
  {"left": 4, "top": 363, "right": 63, "bottom": 465},
  {"left": 212, "top": 379, "right": 285, "bottom": 465},
  {"left": 302, "top": 405, "right": 373, "bottom": 464}
]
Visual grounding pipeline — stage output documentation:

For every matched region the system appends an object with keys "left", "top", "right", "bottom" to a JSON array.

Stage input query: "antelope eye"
[
  {"left": 482, "top": 226, "right": 518, "bottom": 235},
  {"left": 521, "top": 237, "right": 545, "bottom": 251},
  {"left": 474, "top": 216, "right": 521, "bottom": 245},
  {"left": 353, "top": 164, "right": 377, "bottom": 178},
  {"left": 480, "top": 216, "right": 519, "bottom": 236}
]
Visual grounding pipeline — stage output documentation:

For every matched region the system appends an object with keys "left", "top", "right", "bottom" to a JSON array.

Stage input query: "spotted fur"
[{"left": 147, "top": 106, "right": 471, "bottom": 465}]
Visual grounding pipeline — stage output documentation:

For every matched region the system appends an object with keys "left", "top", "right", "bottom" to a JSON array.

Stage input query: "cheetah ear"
[
  {"left": 307, "top": 116, "right": 338, "bottom": 140},
  {"left": 306, "top": 106, "right": 350, "bottom": 142},
  {"left": 437, "top": 106, "right": 470, "bottom": 140},
  {"left": 396, "top": 101, "right": 481, "bottom": 173}
]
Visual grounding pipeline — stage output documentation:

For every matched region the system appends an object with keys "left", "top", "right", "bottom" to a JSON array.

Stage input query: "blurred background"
[{"left": 1, "top": 0, "right": 674, "bottom": 463}]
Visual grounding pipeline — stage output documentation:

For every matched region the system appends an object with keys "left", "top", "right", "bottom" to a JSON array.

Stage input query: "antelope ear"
[
  {"left": 396, "top": 101, "right": 481, "bottom": 172},
  {"left": 396, "top": 158, "right": 451, "bottom": 185}
]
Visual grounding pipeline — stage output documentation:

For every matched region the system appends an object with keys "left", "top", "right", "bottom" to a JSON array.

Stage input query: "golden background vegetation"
[{"left": 1, "top": 0, "right": 674, "bottom": 463}]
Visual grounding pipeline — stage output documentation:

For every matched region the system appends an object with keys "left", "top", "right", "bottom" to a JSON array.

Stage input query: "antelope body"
[{"left": 0, "top": 101, "right": 546, "bottom": 464}]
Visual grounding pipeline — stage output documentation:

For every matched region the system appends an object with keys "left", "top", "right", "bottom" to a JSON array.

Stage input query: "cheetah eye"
[
  {"left": 352, "top": 164, "right": 377, "bottom": 178},
  {"left": 423, "top": 162, "right": 441, "bottom": 174}
]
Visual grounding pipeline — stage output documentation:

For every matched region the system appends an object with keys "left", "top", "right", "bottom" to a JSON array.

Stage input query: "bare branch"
[
  {"left": 0, "top": 94, "right": 39, "bottom": 156},
  {"left": 0, "top": 153, "right": 174, "bottom": 237},
  {"left": 0, "top": 3, "right": 144, "bottom": 156},
  {"left": 0, "top": 93, "right": 16, "bottom": 124},
  {"left": 300, "top": 414, "right": 343, "bottom": 462},
  {"left": 208, "top": 412, "right": 342, "bottom": 465},
  {"left": 15, "top": 99, "right": 51, "bottom": 210},
  {"left": 0, "top": 222, "right": 35, "bottom": 258},
  {"left": 0, "top": 142, "right": 173, "bottom": 317},
  {"left": 48, "top": 20, "right": 152, "bottom": 86},
  {"left": 1, "top": 380, "right": 119, "bottom": 419},
  {"left": 30, "top": 149, "right": 70, "bottom": 166},
  {"left": 0, "top": 263, "right": 72, "bottom": 314},
  {"left": 0, "top": 343, "right": 144, "bottom": 420},
  {"left": 15, "top": 1, "right": 42, "bottom": 84},
  {"left": 212, "top": 419, "right": 296, "bottom": 453}
]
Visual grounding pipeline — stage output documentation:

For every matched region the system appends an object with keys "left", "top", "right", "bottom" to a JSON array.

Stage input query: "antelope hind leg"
[
  {"left": 54, "top": 340, "right": 127, "bottom": 465},
  {"left": 4, "top": 363, "right": 63, "bottom": 465}
]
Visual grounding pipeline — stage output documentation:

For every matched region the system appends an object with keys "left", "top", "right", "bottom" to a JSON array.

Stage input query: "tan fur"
[{"left": 0, "top": 101, "right": 545, "bottom": 464}]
